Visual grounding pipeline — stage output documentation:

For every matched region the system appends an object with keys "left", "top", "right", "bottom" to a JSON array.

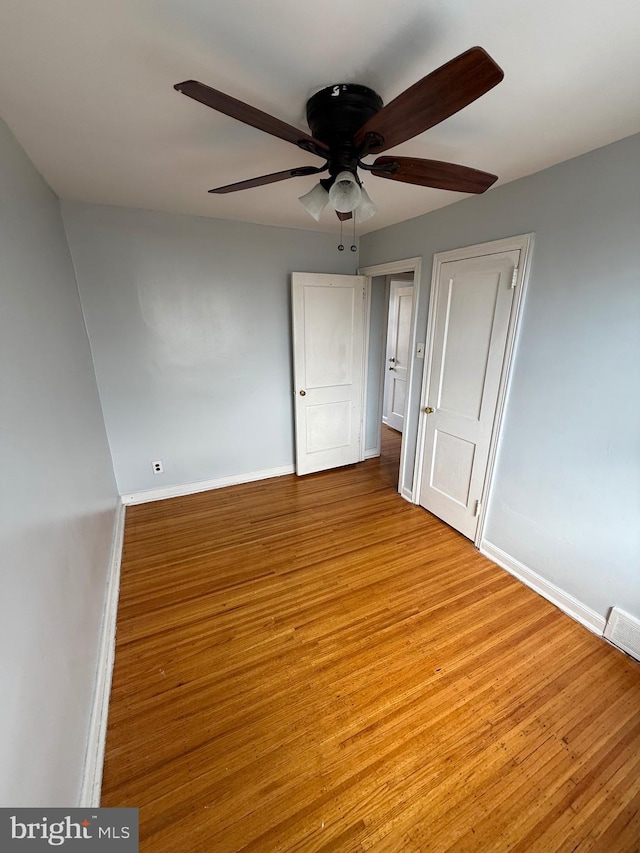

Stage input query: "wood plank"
[{"left": 102, "top": 427, "right": 640, "bottom": 851}]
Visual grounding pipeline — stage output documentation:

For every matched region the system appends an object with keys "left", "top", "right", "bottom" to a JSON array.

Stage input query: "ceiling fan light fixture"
[
  {"left": 328, "top": 170, "right": 362, "bottom": 213},
  {"left": 298, "top": 182, "right": 330, "bottom": 220},
  {"left": 355, "top": 186, "right": 377, "bottom": 222},
  {"left": 176, "top": 48, "right": 504, "bottom": 219}
]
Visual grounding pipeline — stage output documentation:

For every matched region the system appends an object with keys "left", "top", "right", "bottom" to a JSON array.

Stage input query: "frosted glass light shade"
[
  {"left": 355, "top": 186, "right": 377, "bottom": 222},
  {"left": 328, "top": 171, "right": 362, "bottom": 213},
  {"left": 298, "top": 183, "right": 330, "bottom": 220}
]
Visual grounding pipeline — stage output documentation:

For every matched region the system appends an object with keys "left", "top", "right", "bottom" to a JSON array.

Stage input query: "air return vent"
[{"left": 604, "top": 608, "right": 640, "bottom": 661}]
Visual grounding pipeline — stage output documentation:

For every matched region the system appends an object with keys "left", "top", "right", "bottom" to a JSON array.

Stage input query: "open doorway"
[
  {"left": 380, "top": 274, "right": 414, "bottom": 485},
  {"left": 359, "top": 258, "right": 422, "bottom": 500},
  {"left": 382, "top": 274, "right": 414, "bottom": 431}
]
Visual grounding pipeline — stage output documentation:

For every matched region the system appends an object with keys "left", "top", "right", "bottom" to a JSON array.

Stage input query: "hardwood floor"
[{"left": 102, "top": 428, "right": 640, "bottom": 851}]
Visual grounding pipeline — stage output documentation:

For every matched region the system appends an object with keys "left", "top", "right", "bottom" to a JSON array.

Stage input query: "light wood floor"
[{"left": 102, "top": 427, "right": 640, "bottom": 851}]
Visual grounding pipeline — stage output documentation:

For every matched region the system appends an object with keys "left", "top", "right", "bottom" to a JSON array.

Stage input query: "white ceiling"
[{"left": 0, "top": 0, "right": 638, "bottom": 235}]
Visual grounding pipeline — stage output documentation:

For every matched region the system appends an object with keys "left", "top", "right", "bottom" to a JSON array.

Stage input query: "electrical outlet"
[{"left": 152, "top": 460, "right": 163, "bottom": 474}]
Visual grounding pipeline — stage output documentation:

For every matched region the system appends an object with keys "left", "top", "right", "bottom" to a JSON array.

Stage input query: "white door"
[
  {"left": 418, "top": 250, "right": 520, "bottom": 539},
  {"left": 383, "top": 282, "right": 413, "bottom": 432},
  {"left": 292, "top": 272, "right": 366, "bottom": 476}
]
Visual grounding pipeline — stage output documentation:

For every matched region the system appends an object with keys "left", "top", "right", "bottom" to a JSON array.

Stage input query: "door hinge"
[
  {"left": 510, "top": 267, "right": 519, "bottom": 289},
  {"left": 473, "top": 500, "right": 481, "bottom": 517}
]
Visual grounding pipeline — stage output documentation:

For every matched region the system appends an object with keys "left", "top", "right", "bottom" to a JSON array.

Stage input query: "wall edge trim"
[
  {"left": 79, "top": 500, "right": 126, "bottom": 807},
  {"left": 121, "top": 465, "right": 295, "bottom": 506},
  {"left": 480, "top": 539, "right": 606, "bottom": 636}
]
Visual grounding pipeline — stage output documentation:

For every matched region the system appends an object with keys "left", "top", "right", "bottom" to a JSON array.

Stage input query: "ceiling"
[{"left": 0, "top": 0, "right": 638, "bottom": 235}]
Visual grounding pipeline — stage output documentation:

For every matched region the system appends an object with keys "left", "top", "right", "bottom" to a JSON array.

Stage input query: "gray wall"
[
  {"left": 62, "top": 203, "right": 358, "bottom": 496},
  {"left": 0, "top": 119, "right": 118, "bottom": 805},
  {"left": 360, "top": 133, "right": 640, "bottom": 623}
]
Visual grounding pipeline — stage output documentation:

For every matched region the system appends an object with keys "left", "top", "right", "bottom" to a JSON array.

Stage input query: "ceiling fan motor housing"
[{"left": 306, "top": 84, "right": 383, "bottom": 178}]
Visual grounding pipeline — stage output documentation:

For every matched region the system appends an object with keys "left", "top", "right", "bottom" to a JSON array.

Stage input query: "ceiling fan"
[{"left": 174, "top": 46, "right": 503, "bottom": 223}]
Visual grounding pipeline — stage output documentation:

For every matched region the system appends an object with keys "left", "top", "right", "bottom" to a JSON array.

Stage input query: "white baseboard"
[
  {"left": 364, "top": 447, "right": 381, "bottom": 460},
  {"left": 79, "top": 500, "right": 126, "bottom": 807},
  {"left": 400, "top": 486, "right": 414, "bottom": 503},
  {"left": 121, "top": 464, "right": 295, "bottom": 505},
  {"left": 480, "top": 540, "right": 606, "bottom": 637}
]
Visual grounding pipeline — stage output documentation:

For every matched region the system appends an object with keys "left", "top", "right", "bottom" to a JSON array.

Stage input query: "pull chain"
[{"left": 337, "top": 216, "right": 358, "bottom": 253}]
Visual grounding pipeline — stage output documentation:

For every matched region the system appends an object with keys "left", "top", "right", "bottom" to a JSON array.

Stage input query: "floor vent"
[{"left": 604, "top": 608, "right": 640, "bottom": 661}]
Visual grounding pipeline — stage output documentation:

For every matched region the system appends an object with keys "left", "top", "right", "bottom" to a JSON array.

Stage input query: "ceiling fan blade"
[
  {"left": 175, "top": 80, "right": 329, "bottom": 157},
  {"left": 371, "top": 156, "right": 498, "bottom": 193},
  {"left": 355, "top": 47, "right": 503, "bottom": 154},
  {"left": 209, "top": 165, "right": 327, "bottom": 194}
]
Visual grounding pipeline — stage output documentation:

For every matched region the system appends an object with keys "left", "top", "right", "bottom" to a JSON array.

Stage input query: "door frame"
[
  {"left": 413, "top": 234, "right": 535, "bottom": 546},
  {"left": 358, "top": 257, "right": 422, "bottom": 499}
]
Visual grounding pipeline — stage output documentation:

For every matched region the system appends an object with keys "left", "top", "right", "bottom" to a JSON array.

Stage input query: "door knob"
[
  {"left": 424, "top": 406, "right": 434, "bottom": 414},
  {"left": 389, "top": 366, "right": 395, "bottom": 371},
  {"left": 388, "top": 357, "right": 396, "bottom": 362},
  {"left": 299, "top": 390, "right": 306, "bottom": 396}
]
